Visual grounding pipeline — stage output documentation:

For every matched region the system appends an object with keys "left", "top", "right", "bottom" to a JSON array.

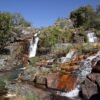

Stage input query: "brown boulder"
[
  {"left": 34, "top": 72, "right": 78, "bottom": 92},
  {"left": 46, "top": 73, "right": 59, "bottom": 89},
  {"left": 46, "top": 73, "right": 77, "bottom": 92},
  {"left": 87, "top": 73, "right": 100, "bottom": 87},
  {"left": 81, "top": 78, "right": 98, "bottom": 99},
  {"left": 57, "top": 74, "right": 77, "bottom": 92}
]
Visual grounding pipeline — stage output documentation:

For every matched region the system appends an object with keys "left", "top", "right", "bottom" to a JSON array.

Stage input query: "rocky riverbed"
[{"left": 0, "top": 38, "right": 100, "bottom": 100}]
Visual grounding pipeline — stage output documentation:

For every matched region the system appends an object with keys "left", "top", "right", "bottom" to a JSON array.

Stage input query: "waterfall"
[
  {"left": 61, "top": 50, "right": 76, "bottom": 63},
  {"left": 87, "top": 32, "right": 97, "bottom": 43},
  {"left": 29, "top": 32, "right": 39, "bottom": 58},
  {"left": 59, "top": 51, "right": 100, "bottom": 98}
]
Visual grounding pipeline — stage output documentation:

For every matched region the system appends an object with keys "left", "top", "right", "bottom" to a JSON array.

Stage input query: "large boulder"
[
  {"left": 33, "top": 72, "right": 78, "bottom": 92},
  {"left": 87, "top": 73, "right": 100, "bottom": 87},
  {"left": 81, "top": 78, "right": 98, "bottom": 100}
]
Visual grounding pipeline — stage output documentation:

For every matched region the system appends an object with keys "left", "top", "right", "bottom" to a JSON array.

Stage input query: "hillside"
[{"left": 0, "top": 5, "right": 100, "bottom": 100}]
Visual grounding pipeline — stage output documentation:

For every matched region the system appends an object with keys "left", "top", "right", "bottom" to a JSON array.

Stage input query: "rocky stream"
[{"left": 0, "top": 31, "right": 100, "bottom": 100}]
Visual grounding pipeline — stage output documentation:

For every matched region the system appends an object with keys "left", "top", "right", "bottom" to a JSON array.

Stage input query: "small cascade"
[
  {"left": 87, "top": 32, "right": 97, "bottom": 43},
  {"left": 61, "top": 50, "right": 76, "bottom": 63},
  {"left": 58, "top": 51, "right": 100, "bottom": 98},
  {"left": 77, "top": 51, "right": 100, "bottom": 82},
  {"left": 29, "top": 32, "right": 40, "bottom": 58}
]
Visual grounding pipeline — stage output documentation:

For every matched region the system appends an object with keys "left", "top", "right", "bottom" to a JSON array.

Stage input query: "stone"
[
  {"left": 81, "top": 78, "right": 98, "bottom": 99},
  {"left": 93, "top": 60, "right": 100, "bottom": 72},
  {"left": 46, "top": 73, "right": 59, "bottom": 89},
  {"left": 34, "top": 76, "right": 47, "bottom": 85},
  {"left": 88, "top": 73, "right": 100, "bottom": 87},
  {"left": 57, "top": 74, "right": 77, "bottom": 92},
  {"left": 51, "top": 94, "right": 72, "bottom": 100},
  {"left": 46, "top": 73, "right": 78, "bottom": 92}
]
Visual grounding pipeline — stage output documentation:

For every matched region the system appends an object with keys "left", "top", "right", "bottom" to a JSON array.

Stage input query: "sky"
[{"left": 0, "top": 0, "right": 99, "bottom": 28}]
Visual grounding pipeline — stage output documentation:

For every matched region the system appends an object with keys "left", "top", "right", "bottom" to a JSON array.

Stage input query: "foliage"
[
  {"left": 70, "top": 5, "right": 100, "bottom": 30},
  {"left": 40, "top": 27, "right": 73, "bottom": 49},
  {"left": 74, "top": 43, "right": 100, "bottom": 54},
  {"left": 29, "top": 57, "right": 39, "bottom": 66},
  {"left": 0, "top": 12, "right": 13, "bottom": 49},
  {"left": 40, "top": 5, "right": 99, "bottom": 48},
  {"left": 0, "top": 12, "right": 31, "bottom": 50},
  {"left": 26, "top": 95, "right": 39, "bottom": 100},
  {"left": 0, "top": 79, "right": 6, "bottom": 91}
]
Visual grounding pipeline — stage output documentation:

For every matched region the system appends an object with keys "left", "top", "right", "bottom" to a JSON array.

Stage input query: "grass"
[
  {"left": 25, "top": 94, "right": 39, "bottom": 100},
  {"left": 29, "top": 57, "right": 39, "bottom": 66},
  {"left": 0, "top": 79, "right": 6, "bottom": 91}
]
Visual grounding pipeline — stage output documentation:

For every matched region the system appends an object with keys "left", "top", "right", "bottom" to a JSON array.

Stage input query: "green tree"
[
  {"left": 0, "top": 12, "right": 13, "bottom": 50},
  {"left": 0, "top": 12, "right": 31, "bottom": 50},
  {"left": 70, "top": 5, "right": 99, "bottom": 29}
]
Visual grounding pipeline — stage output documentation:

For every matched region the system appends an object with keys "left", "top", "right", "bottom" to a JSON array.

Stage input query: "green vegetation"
[
  {"left": 26, "top": 95, "right": 39, "bottom": 100},
  {"left": 74, "top": 43, "right": 100, "bottom": 54},
  {"left": 70, "top": 5, "right": 100, "bottom": 30},
  {"left": 0, "top": 79, "right": 6, "bottom": 91},
  {"left": 39, "top": 5, "right": 99, "bottom": 50},
  {"left": 0, "top": 12, "right": 31, "bottom": 50},
  {"left": 0, "top": 5, "right": 99, "bottom": 52},
  {"left": 40, "top": 26, "right": 73, "bottom": 50},
  {"left": 29, "top": 57, "right": 39, "bottom": 66},
  {"left": 0, "top": 12, "right": 13, "bottom": 50}
]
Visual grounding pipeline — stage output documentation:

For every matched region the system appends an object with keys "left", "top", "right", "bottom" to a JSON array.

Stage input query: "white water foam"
[
  {"left": 59, "top": 85, "right": 80, "bottom": 98},
  {"left": 87, "top": 32, "right": 97, "bottom": 43},
  {"left": 29, "top": 33, "right": 39, "bottom": 58},
  {"left": 5, "top": 93, "right": 16, "bottom": 97},
  {"left": 61, "top": 50, "right": 75, "bottom": 63}
]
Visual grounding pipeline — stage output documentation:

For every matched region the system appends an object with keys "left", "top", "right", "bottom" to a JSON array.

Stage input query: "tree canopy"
[
  {"left": 0, "top": 12, "right": 31, "bottom": 50},
  {"left": 70, "top": 5, "right": 100, "bottom": 30},
  {"left": 0, "top": 12, "right": 13, "bottom": 49}
]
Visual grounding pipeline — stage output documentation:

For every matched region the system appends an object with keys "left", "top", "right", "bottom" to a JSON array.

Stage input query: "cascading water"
[
  {"left": 59, "top": 85, "right": 80, "bottom": 98},
  {"left": 61, "top": 50, "right": 76, "bottom": 63},
  {"left": 59, "top": 51, "right": 100, "bottom": 98},
  {"left": 87, "top": 32, "right": 97, "bottom": 43},
  {"left": 29, "top": 32, "right": 39, "bottom": 58},
  {"left": 77, "top": 51, "right": 100, "bottom": 82}
]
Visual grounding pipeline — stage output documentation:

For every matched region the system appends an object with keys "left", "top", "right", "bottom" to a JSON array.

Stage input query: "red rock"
[
  {"left": 57, "top": 74, "right": 77, "bottom": 92},
  {"left": 45, "top": 73, "right": 78, "bottom": 92}
]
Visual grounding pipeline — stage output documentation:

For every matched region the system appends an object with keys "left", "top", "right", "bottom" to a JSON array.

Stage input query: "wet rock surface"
[
  {"left": 80, "top": 72, "right": 100, "bottom": 100},
  {"left": 5, "top": 82, "right": 51, "bottom": 100}
]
